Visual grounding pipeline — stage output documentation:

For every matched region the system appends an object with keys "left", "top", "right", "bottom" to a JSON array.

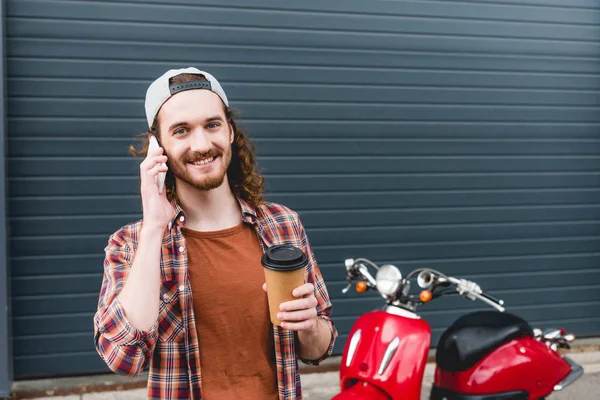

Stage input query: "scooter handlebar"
[
  {"left": 447, "top": 277, "right": 505, "bottom": 312},
  {"left": 470, "top": 290, "right": 505, "bottom": 312},
  {"left": 343, "top": 259, "right": 377, "bottom": 291}
]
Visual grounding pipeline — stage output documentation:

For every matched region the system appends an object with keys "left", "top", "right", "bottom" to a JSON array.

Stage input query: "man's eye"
[
  {"left": 174, "top": 128, "right": 187, "bottom": 135},
  {"left": 207, "top": 123, "right": 220, "bottom": 129}
]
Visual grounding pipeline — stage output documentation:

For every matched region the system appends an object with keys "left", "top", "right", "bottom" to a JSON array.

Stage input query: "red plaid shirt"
[{"left": 94, "top": 198, "right": 337, "bottom": 399}]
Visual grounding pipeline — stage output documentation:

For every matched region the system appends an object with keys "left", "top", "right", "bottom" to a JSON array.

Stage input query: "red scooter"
[{"left": 333, "top": 258, "right": 583, "bottom": 400}]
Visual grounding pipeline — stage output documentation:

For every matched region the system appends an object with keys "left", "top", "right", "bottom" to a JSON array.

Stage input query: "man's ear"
[{"left": 229, "top": 125, "right": 234, "bottom": 144}]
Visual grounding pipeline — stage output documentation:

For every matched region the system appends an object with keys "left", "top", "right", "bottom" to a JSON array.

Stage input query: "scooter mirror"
[
  {"left": 345, "top": 258, "right": 355, "bottom": 270},
  {"left": 417, "top": 271, "right": 434, "bottom": 289}
]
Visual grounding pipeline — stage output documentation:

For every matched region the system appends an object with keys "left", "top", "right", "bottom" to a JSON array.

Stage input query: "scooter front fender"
[
  {"left": 332, "top": 381, "right": 390, "bottom": 400},
  {"left": 339, "top": 309, "right": 431, "bottom": 400}
]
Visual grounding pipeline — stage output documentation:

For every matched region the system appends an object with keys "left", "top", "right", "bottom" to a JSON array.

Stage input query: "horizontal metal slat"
[
  {"left": 10, "top": 255, "right": 105, "bottom": 278},
  {"left": 313, "top": 236, "right": 600, "bottom": 264},
  {"left": 8, "top": 119, "right": 600, "bottom": 139},
  {"left": 9, "top": 138, "right": 600, "bottom": 157},
  {"left": 12, "top": 294, "right": 98, "bottom": 317},
  {"left": 8, "top": 0, "right": 600, "bottom": 26},
  {"left": 8, "top": 40, "right": 600, "bottom": 76},
  {"left": 306, "top": 220, "right": 600, "bottom": 246},
  {"left": 11, "top": 275, "right": 102, "bottom": 297},
  {"left": 8, "top": 60, "right": 600, "bottom": 90},
  {"left": 7, "top": 174, "right": 600, "bottom": 198},
  {"left": 7, "top": 1, "right": 600, "bottom": 41},
  {"left": 13, "top": 314, "right": 93, "bottom": 336},
  {"left": 9, "top": 189, "right": 600, "bottom": 218},
  {"left": 8, "top": 17, "right": 600, "bottom": 57},
  {"left": 13, "top": 333, "right": 93, "bottom": 358},
  {"left": 13, "top": 352, "right": 108, "bottom": 379},
  {"left": 9, "top": 157, "right": 600, "bottom": 178},
  {"left": 8, "top": 99, "right": 600, "bottom": 121}
]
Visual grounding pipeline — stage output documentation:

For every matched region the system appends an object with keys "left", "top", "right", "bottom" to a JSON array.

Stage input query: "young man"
[{"left": 93, "top": 67, "right": 337, "bottom": 400}]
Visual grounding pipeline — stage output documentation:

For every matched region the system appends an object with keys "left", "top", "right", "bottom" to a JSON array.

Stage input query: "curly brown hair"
[{"left": 129, "top": 73, "right": 265, "bottom": 208}]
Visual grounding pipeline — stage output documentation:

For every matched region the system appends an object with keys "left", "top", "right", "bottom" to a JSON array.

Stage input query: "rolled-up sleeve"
[
  {"left": 93, "top": 229, "right": 158, "bottom": 377},
  {"left": 296, "top": 218, "right": 338, "bottom": 366}
]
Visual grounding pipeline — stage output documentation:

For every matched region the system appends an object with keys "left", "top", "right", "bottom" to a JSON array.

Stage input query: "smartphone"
[{"left": 148, "top": 135, "right": 166, "bottom": 194}]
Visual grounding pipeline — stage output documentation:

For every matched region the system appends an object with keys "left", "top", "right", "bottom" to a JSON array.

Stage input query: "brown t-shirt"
[{"left": 183, "top": 222, "right": 278, "bottom": 400}]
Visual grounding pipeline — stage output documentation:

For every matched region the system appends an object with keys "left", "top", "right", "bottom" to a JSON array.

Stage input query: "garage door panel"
[
  {"left": 28, "top": 0, "right": 594, "bottom": 25},
  {"left": 8, "top": 119, "right": 600, "bottom": 140},
  {"left": 13, "top": 333, "right": 92, "bottom": 358},
  {"left": 13, "top": 314, "right": 93, "bottom": 336},
  {"left": 299, "top": 205, "right": 600, "bottom": 229},
  {"left": 10, "top": 157, "right": 600, "bottom": 177},
  {"left": 9, "top": 60, "right": 600, "bottom": 90},
  {"left": 313, "top": 237, "right": 600, "bottom": 264},
  {"left": 12, "top": 294, "right": 99, "bottom": 317},
  {"left": 268, "top": 174, "right": 600, "bottom": 192},
  {"left": 9, "top": 158, "right": 138, "bottom": 177},
  {"left": 9, "top": 39, "right": 600, "bottom": 76},
  {"left": 309, "top": 220, "right": 600, "bottom": 246},
  {"left": 9, "top": 190, "right": 600, "bottom": 219},
  {"left": 11, "top": 235, "right": 116, "bottom": 257},
  {"left": 8, "top": 174, "right": 600, "bottom": 197},
  {"left": 259, "top": 158, "right": 600, "bottom": 173},
  {"left": 11, "top": 138, "right": 600, "bottom": 158},
  {"left": 9, "top": 17, "right": 600, "bottom": 57},
  {"left": 9, "top": 178, "right": 139, "bottom": 197},
  {"left": 11, "top": 275, "right": 102, "bottom": 297},
  {"left": 10, "top": 215, "right": 140, "bottom": 236},
  {"left": 269, "top": 190, "right": 600, "bottom": 210},
  {"left": 10, "top": 98, "right": 600, "bottom": 122},
  {"left": 10, "top": 255, "right": 105, "bottom": 278},
  {"left": 9, "top": 0, "right": 599, "bottom": 42},
  {"left": 9, "top": 139, "right": 135, "bottom": 157},
  {"left": 9, "top": 197, "right": 138, "bottom": 217},
  {"left": 260, "top": 141, "right": 600, "bottom": 157},
  {"left": 13, "top": 353, "right": 107, "bottom": 379}
]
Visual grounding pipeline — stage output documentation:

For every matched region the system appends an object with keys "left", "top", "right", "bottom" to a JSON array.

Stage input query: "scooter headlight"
[{"left": 375, "top": 264, "right": 402, "bottom": 296}]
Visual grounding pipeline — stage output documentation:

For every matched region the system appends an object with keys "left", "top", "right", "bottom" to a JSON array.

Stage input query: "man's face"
[{"left": 157, "top": 89, "right": 233, "bottom": 192}]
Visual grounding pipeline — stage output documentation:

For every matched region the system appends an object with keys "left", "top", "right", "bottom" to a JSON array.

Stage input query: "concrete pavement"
[{"left": 16, "top": 351, "right": 600, "bottom": 400}]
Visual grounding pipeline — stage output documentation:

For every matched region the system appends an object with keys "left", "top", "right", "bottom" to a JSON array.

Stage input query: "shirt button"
[
  {"left": 179, "top": 285, "right": 185, "bottom": 292},
  {"left": 182, "top": 328, "right": 186, "bottom": 334},
  {"left": 180, "top": 216, "right": 185, "bottom": 222},
  {"left": 179, "top": 246, "right": 185, "bottom": 253},
  {"left": 163, "top": 293, "right": 168, "bottom": 301}
]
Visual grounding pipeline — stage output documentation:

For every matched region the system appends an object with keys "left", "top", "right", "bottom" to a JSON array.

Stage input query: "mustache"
[{"left": 182, "top": 150, "right": 218, "bottom": 163}]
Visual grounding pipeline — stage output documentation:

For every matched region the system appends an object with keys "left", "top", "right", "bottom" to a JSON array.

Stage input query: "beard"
[{"left": 168, "top": 147, "right": 232, "bottom": 191}]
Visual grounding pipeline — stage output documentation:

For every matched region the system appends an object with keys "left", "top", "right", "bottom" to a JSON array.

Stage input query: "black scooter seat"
[{"left": 436, "top": 311, "right": 534, "bottom": 372}]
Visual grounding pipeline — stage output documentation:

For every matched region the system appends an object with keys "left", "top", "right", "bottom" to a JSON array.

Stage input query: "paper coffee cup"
[{"left": 262, "top": 244, "right": 308, "bottom": 326}]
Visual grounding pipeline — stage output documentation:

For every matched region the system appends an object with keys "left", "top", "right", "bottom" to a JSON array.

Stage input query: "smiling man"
[{"left": 93, "top": 67, "right": 337, "bottom": 400}]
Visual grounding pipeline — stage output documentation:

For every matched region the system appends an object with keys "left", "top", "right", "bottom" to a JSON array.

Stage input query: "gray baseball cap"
[{"left": 144, "top": 67, "right": 229, "bottom": 128}]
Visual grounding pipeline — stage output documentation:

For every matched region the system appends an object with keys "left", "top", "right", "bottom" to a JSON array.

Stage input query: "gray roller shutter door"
[{"left": 5, "top": 0, "right": 600, "bottom": 378}]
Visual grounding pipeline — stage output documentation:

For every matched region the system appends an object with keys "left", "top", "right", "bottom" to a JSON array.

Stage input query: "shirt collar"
[{"left": 168, "top": 196, "right": 258, "bottom": 229}]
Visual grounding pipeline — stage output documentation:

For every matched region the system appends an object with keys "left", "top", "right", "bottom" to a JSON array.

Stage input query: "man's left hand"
[{"left": 263, "top": 283, "right": 318, "bottom": 331}]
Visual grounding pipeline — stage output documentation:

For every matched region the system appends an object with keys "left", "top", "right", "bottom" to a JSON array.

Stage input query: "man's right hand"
[
  {"left": 140, "top": 142, "right": 172, "bottom": 231},
  {"left": 115, "top": 142, "right": 171, "bottom": 333}
]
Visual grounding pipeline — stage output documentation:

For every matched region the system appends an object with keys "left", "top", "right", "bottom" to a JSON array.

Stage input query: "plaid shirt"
[{"left": 94, "top": 198, "right": 337, "bottom": 399}]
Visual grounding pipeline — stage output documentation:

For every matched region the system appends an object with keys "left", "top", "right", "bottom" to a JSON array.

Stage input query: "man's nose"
[{"left": 189, "top": 129, "right": 211, "bottom": 153}]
